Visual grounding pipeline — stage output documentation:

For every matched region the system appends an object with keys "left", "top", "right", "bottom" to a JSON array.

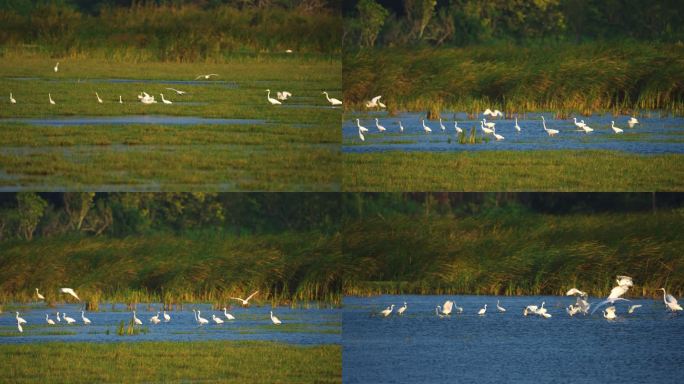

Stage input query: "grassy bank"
[
  {"left": 342, "top": 210, "right": 684, "bottom": 297},
  {"left": 0, "top": 341, "right": 340, "bottom": 383},
  {"left": 0, "top": 56, "right": 341, "bottom": 190},
  {"left": 343, "top": 42, "right": 684, "bottom": 116},
  {"left": 343, "top": 151, "right": 684, "bottom": 191},
  {"left": 0, "top": 230, "right": 343, "bottom": 307}
]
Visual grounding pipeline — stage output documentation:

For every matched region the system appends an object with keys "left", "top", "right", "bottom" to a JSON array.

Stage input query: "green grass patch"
[
  {"left": 343, "top": 151, "right": 684, "bottom": 191},
  {"left": 0, "top": 341, "right": 341, "bottom": 383}
]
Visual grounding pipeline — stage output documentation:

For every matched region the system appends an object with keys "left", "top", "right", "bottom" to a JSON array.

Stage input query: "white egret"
[
  {"left": 270, "top": 311, "right": 282, "bottom": 325},
  {"left": 277, "top": 91, "right": 292, "bottom": 101},
  {"left": 54, "top": 62, "right": 59, "bottom": 72},
  {"left": 160, "top": 93, "right": 172, "bottom": 104},
  {"left": 375, "top": 118, "right": 386, "bottom": 132},
  {"left": 133, "top": 311, "right": 142, "bottom": 325},
  {"left": 478, "top": 304, "right": 487, "bottom": 316},
  {"left": 482, "top": 118, "right": 496, "bottom": 129},
  {"left": 573, "top": 118, "right": 586, "bottom": 130},
  {"left": 397, "top": 302, "right": 407, "bottom": 316},
  {"left": 60, "top": 288, "right": 80, "bottom": 301},
  {"left": 10, "top": 92, "right": 16, "bottom": 104},
  {"left": 523, "top": 305, "right": 538, "bottom": 316},
  {"left": 166, "top": 87, "right": 187, "bottom": 95},
  {"left": 358, "top": 128, "right": 365, "bottom": 142},
  {"left": 480, "top": 120, "right": 494, "bottom": 135},
  {"left": 437, "top": 300, "right": 454, "bottom": 316},
  {"left": 603, "top": 306, "right": 617, "bottom": 320},
  {"left": 266, "top": 89, "right": 281, "bottom": 105},
  {"left": 119, "top": 95, "right": 123, "bottom": 104},
  {"left": 212, "top": 314, "right": 224, "bottom": 324},
  {"left": 454, "top": 121, "right": 462, "bottom": 134},
  {"left": 581, "top": 124, "right": 594, "bottom": 133},
  {"left": 541, "top": 116, "right": 558, "bottom": 136},
  {"left": 80, "top": 311, "right": 91, "bottom": 325},
  {"left": 63, "top": 313, "right": 76, "bottom": 324},
  {"left": 616, "top": 276, "right": 633, "bottom": 287},
  {"left": 195, "top": 74, "right": 218, "bottom": 80},
  {"left": 46, "top": 314, "right": 55, "bottom": 325},
  {"left": 231, "top": 290, "right": 259, "bottom": 307},
  {"left": 322, "top": 91, "right": 342, "bottom": 106},
  {"left": 222, "top": 308, "right": 235, "bottom": 320},
  {"left": 17, "top": 321, "right": 23, "bottom": 333},
  {"left": 611, "top": 121, "right": 623, "bottom": 134},
  {"left": 566, "top": 288, "right": 587, "bottom": 297},
  {"left": 196, "top": 310, "right": 209, "bottom": 325},
  {"left": 16, "top": 312, "right": 27, "bottom": 325},
  {"left": 378, "top": 100, "right": 386, "bottom": 108},
  {"left": 163, "top": 310, "right": 171, "bottom": 322},
  {"left": 356, "top": 119, "right": 369, "bottom": 133},
  {"left": 492, "top": 128, "right": 505, "bottom": 141},
  {"left": 591, "top": 275, "right": 634, "bottom": 314},
  {"left": 95, "top": 92, "right": 103, "bottom": 104},
  {"left": 496, "top": 300, "right": 506, "bottom": 312},
  {"left": 483, "top": 108, "right": 503, "bottom": 118},
  {"left": 566, "top": 305, "right": 581, "bottom": 316},
  {"left": 514, "top": 117, "right": 521, "bottom": 132},
  {"left": 379, "top": 304, "right": 395, "bottom": 317},
  {"left": 439, "top": 118, "right": 446, "bottom": 131},
  {"left": 435, "top": 305, "right": 446, "bottom": 318},
  {"left": 454, "top": 304, "right": 464, "bottom": 314},
  {"left": 49, "top": 93, "right": 55, "bottom": 105},
  {"left": 422, "top": 119, "right": 432, "bottom": 134},
  {"left": 366, "top": 95, "right": 383, "bottom": 109},
  {"left": 35, "top": 288, "right": 45, "bottom": 300},
  {"left": 150, "top": 312, "right": 160, "bottom": 324},
  {"left": 56, "top": 312, "right": 61, "bottom": 322},
  {"left": 628, "top": 117, "right": 639, "bottom": 128},
  {"left": 398, "top": 121, "right": 404, "bottom": 133},
  {"left": 658, "top": 288, "right": 683, "bottom": 312},
  {"left": 628, "top": 304, "right": 642, "bottom": 314}
]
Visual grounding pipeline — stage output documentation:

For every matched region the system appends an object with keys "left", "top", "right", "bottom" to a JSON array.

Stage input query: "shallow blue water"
[
  {"left": 0, "top": 115, "right": 265, "bottom": 126},
  {"left": 0, "top": 303, "right": 340, "bottom": 345},
  {"left": 343, "top": 295, "right": 684, "bottom": 383},
  {"left": 343, "top": 112, "right": 684, "bottom": 154}
]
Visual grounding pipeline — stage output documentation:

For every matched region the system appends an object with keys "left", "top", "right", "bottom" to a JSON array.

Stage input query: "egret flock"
[
  {"left": 10, "top": 287, "right": 284, "bottom": 334},
  {"left": 6, "top": 62, "right": 342, "bottom": 107},
  {"left": 354, "top": 96, "right": 639, "bottom": 142},
  {"left": 375, "top": 276, "right": 681, "bottom": 321}
]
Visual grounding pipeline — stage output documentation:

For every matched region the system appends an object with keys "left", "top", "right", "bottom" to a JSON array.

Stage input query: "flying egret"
[
  {"left": 514, "top": 117, "right": 521, "bottom": 132},
  {"left": 378, "top": 100, "right": 386, "bottom": 108},
  {"left": 611, "top": 121, "right": 623, "bottom": 134},
  {"left": 480, "top": 120, "right": 494, "bottom": 135},
  {"left": 603, "top": 306, "right": 617, "bottom": 320},
  {"left": 380, "top": 304, "right": 395, "bottom": 317},
  {"left": 212, "top": 314, "right": 224, "bottom": 324},
  {"left": 10, "top": 92, "right": 16, "bottom": 104},
  {"left": 436, "top": 300, "right": 454, "bottom": 317},
  {"left": 439, "top": 118, "right": 446, "bottom": 131},
  {"left": 496, "top": 300, "right": 506, "bottom": 312},
  {"left": 60, "top": 288, "right": 80, "bottom": 301},
  {"left": 150, "top": 312, "right": 161, "bottom": 324},
  {"left": 16, "top": 312, "right": 27, "bottom": 325},
  {"left": 478, "top": 304, "right": 487, "bottom": 316},
  {"left": 398, "top": 121, "right": 404, "bottom": 133},
  {"left": 133, "top": 311, "right": 142, "bottom": 325},
  {"left": 484, "top": 108, "right": 503, "bottom": 118},
  {"left": 119, "top": 95, "right": 123, "bottom": 104},
  {"left": 81, "top": 311, "right": 91, "bottom": 325},
  {"left": 54, "top": 62, "right": 59, "bottom": 72},
  {"left": 46, "top": 314, "right": 55, "bottom": 325},
  {"left": 628, "top": 117, "right": 639, "bottom": 128},
  {"left": 49, "top": 93, "right": 55, "bottom": 105},
  {"left": 63, "top": 313, "right": 76, "bottom": 324},
  {"left": 195, "top": 74, "right": 218, "bottom": 80},
  {"left": 196, "top": 310, "right": 209, "bottom": 325},
  {"left": 628, "top": 305, "right": 642, "bottom": 314},
  {"left": 375, "top": 118, "right": 386, "bottom": 132},
  {"left": 658, "top": 288, "right": 683, "bottom": 311},
  {"left": 566, "top": 288, "right": 587, "bottom": 297},
  {"left": 270, "top": 311, "right": 282, "bottom": 325},
  {"left": 397, "top": 302, "right": 407, "bottom": 316},
  {"left": 591, "top": 275, "right": 633, "bottom": 314},
  {"left": 163, "top": 310, "right": 171, "bottom": 322},
  {"left": 541, "top": 116, "right": 558, "bottom": 136},
  {"left": 366, "top": 95, "right": 383, "bottom": 109},
  {"left": 454, "top": 121, "right": 463, "bottom": 134},
  {"left": 322, "top": 91, "right": 342, "bottom": 106},
  {"left": 166, "top": 87, "right": 187, "bottom": 95},
  {"left": 277, "top": 91, "right": 292, "bottom": 101},
  {"left": 231, "top": 290, "right": 259, "bottom": 307},
  {"left": 616, "top": 276, "right": 633, "bottom": 287},
  {"left": 523, "top": 305, "right": 538, "bottom": 316},
  {"left": 222, "top": 308, "right": 235, "bottom": 320},
  {"left": 35, "top": 288, "right": 45, "bottom": 300},
  {"left": 95, "top": 92, "right": 103, "bottom": 103},
  {"left": 266, "top": 89, "right": 281, "bottom": 105},
  {"left": 422, "top": 119, "right": 432, "bottom": 134},
  {"left": 536, "top": 302, "right": 548, "bottom": 316}
]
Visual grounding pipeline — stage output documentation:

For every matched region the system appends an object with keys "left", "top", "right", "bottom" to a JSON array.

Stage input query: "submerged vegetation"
[
  {"left": 0, "top": 341, "right": 341, "bottom": 383},
  {"left": 341, "top": 193, "right": 684, "bottom": 297}
]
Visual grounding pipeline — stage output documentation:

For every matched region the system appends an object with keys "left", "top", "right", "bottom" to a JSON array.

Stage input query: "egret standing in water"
[
  {"left": 63, "top": 313, "right": 76, "bottom": 324},
  {"left": 541, "top": 116, "right": 558, "bottom": 136},
  {"left": 658, "top": 288, "right": 683, "bottom": 312},
  {"left": 322, "top": 91, "right": 342, "bottom": 106},
  {"left": 81, "top": 311, "right": 91, "bottom": 325},
  {"left": 375, "top": 118, "right": 386, "bottom": 132},
  {"left": 611, "top": 121, "right": 623, "bottom": 134},
  {"left": 222, "top": 308, "right": 235, "bottom": 320},
  {"left": 270, "top": 311, "right": 282, "bottom": 325},
  {"left": 398, "top": 121, "right": 404, "bottom": 133},
  {"left": 212, "top": 314, "right": 224, "bottom": 324},
  {"left": 454, "top": 121, "right": 462, "bottom": 134},
  {"left": 133, "top": 311, "right": 142, "bottom": 325},
  {"left": 16, "top": 312, "right": 27, "bottom": 325},
  {"left": 196, "top": 310, "right": 209, "bottom": 325},
  {"left": 422, "top": 120, "right": 432, "bottom": 134},
  {"left": 397, "top": 302, "right": 407, "bottom": 316},
  {"left": 478, "top": 304, "right": 487, "bottom": 316},
  {"left": 514, "top": 117, "right": 521, "bottom": 132},
  {"left": 439, "top": 118, "right": 446, "bottom": 132},
  {"left": 35, "top": 288, "right": 45, "bottom": 300},
  {"left": 163, "top": 310, "right": 171, "bottom": 322},
  {"left": 46, "top": 314, "right": 55, "bottom": 325},
  {"left": 496, "top": 300, "right": 506, "bottom": 312},
  {"left": 160, "top": 94, "right": 172, "bottom": 104},
  {"left": 380, "top": 304, "right": 395, "bottom": 317},
  {"left": 266, "top": 89, "right": 281, "bottom": 105},
  {"left": 149, "top": 312, "right": 161, "bottom": 324}
]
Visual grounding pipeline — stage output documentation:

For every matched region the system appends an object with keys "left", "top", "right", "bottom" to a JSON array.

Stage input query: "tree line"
[{"left": 344, "top": 0, "right": 684, "bottom": 49}]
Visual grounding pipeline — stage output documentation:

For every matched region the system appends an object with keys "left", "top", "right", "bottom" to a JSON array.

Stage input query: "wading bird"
[
  {"left": 270, "top": 311, "right": 282, "bottom": 325},
  {"left": 95, "top": 92, "right": 103, "bottom": 103},
  {"left": 375, "top": 118, "right": 386, "bottom": 132},
  {"left": 380, "top": 304, "right": 395, "bottom": 317},
  {"left": 422, "top": 119, "right": 432, "bottom": 134},
  {"left": 17, "top": 321, "right": 23, "bottom": 333},
  {"left": 628, "top": 305, "right": 642, "bottom": 314},
  {"left": 119, "top": 95, "right": 123, "bottom": 104},
  {"left": 195, "top": 74, "right": 218, "bottom": 80},
  {"left": 611, "top": 121, "right": 623, "bottom": 134},
  {"left": 592, "top": 275, "right": 633, "bottom": 314},
  {"left": 628, "top": 117, "right": 639, "bottom": 128},
  {"left": 515, "top": 117, "right": 521, "bottom": 132},
  {"left": 56, "top": 312, "right": 61, "bottom": 322},
  {"left": 81, "top": 311, "right": 91, "bottom": 325},
  {"left": 542, "top": 116, "right": 558, "bottom": 136},
  {"left": 478, "top": 304, "right": 488, "bottom": 316},
  {"left": 398, "top": 121, "right": 404, "bottom": 133},
  {"left": 573, "top": 118, "right": 586, "bottom": 130},
  {"left": 60, "top": 288, "right": 80, "bottom": 301},
  {"left": 35, "top": 288, "right": 45, "bottom": 300},
  {"left": 212, "top": 314, "right": 224, "bottom": 324},
  {"left": 492, "top": 128, "right": 505, "bottom": 141},
  {"left": 49, "top": 93, "right": 56, "bottom": 105},
  {"left": 603, "top": 306, "right": 617, "bottom": 320},
  {"left": 54, "top": 62, "right": 59, "bottom": 72},
  {"left": 163, "top": 311, "right": 171, "bottom": 322},
  {"left": 436, "top": 300, "right": 454, "bottom": 317},
  {"left": 277, "top": 91, "right": 292, "bottom": 101},
  {"left": 160, "top": 93, "right": 172, "bottom": 104},
  {"left": 356, "top": 119, "right": 369, "bottom": 133},
  {"left": 10, "top": 92, "right": 16, "bottom": 104},
  {"left": 223, "top": 308, "right": 235, "bottom": 320},
  {"left": 133, "top": 311, "right": 142, "bottom": 325},
  {"left": 150, "top": 312, "right": 160, "bottom": 324},
  {"left": 480, "top": 120, "right": 494, "bottom": 135},
  {"left": 482, "top": 118, "right": 496, "bottom": 130},
  {"left": 454, "top": 121, "right": 462, "bottom": 134},
  {"left": 658, "top": 288, "right": 683, "bottom": 312},
  {"left": 358, "top": 128, "right": 365, "bottom": 141},
  {"left": 322, "top": 91, "right": 342, "bottom": 106},
  {"left": 46, "top": 314, "right": 55, "bottom": 325},
  {"left": 16, "top": 312, "right": 27, "bottom": 325},
  {"left": 266, "top": 89, "right": 281, "bottom": 105},
  {"left": 63, "top": 313, "right": 76, "bottom": 324},
  {"left": 166, "top": 87, "right": 187, "bottom": 95},
  {"left": 231, "top": 290, "right": 259, "bottom": 307},
  {"left": 439, "top": 118, "right": 446, "bottom": 131},
  {"left": 196, "top": 310, "right": 209, "bottom": 325},
  {"left": 496, "top": 300, "right": 506, "bottom": 312},
  {"left": 397, "top": 302, "right": 407, "bottom": 316}
]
